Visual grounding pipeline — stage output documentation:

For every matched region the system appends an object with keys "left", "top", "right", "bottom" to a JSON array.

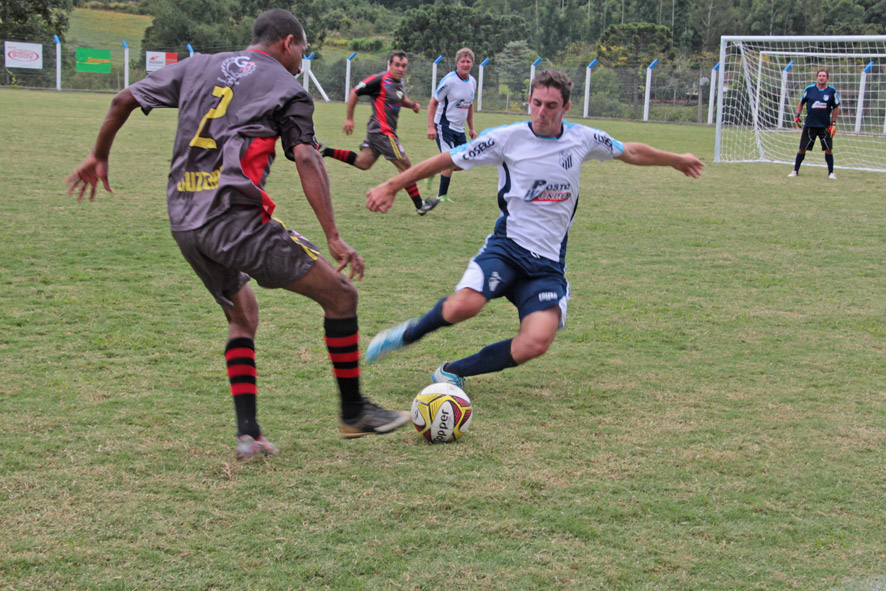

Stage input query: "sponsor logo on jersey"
[
  {"left": 523, "top": 179, "right": 572, "bottom": 202},
  {"left": 454, "top": 99, "right": 473, "bottom": 109},
  {"left": 219, "top": 56, "right": 256, "bottom": 86},
  {"left": 466, "top": 138, "right": 495, "bottom": 159},
  {"left": 538, "top": 291, "right": 558, "bottom": 302},
  {"left": 593, "top": 133, "right": 613, "bottom": 152},
  {"left": 559, "top": 151, "right": 574, "bottom": 170},
  {"left": 177, "top": 168, "right": 222, "bottom": 192},
  {"left": 811, "top": 100, "right": 829, "bottom": 109}
]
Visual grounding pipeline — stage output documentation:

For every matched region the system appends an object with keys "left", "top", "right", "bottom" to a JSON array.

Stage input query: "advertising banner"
[
  {"left": 76, "top": 48, "right": 112, "bottom": 73},
  {"left": 146, "top": 51, "right": 179, "bottom": 73},
  {"left": 4, "top": 41, "right": 43, "bottom": 69}
]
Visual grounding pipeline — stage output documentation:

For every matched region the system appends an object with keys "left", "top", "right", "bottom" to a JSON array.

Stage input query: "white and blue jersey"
[
  {"left": 450, "top": 120, "right": 624, "bottom": 266},
  {"left": 433, "top": 71, "right": 476, "bottom": 133},
  {"left": 800, "top": 84, "right": 840, "bottom": 128}
]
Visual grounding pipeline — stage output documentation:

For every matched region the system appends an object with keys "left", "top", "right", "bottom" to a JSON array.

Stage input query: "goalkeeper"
[{"left": 789, "top": 69, "right": 840, "bottom": 179}]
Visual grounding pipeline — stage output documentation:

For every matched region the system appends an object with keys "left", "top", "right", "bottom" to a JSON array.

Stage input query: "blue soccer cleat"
[
  {"left": 432, "top": 363, "right": 465, "bottom": 389},
  {"left": 365, "top": 318, "right": 418, "bottom": 363}
]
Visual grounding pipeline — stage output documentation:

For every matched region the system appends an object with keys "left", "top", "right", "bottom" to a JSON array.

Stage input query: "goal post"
[{"left": 715, "top": 35, "right": 886, "bottom": 172}]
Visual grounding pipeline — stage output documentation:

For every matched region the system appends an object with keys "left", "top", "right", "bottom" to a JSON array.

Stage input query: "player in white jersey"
[
  {"left": 363, "top": 70, "right": 704, "bottom": 390},
  {"left": 426, "top": 48, "right": 477, "bottom": 201}
]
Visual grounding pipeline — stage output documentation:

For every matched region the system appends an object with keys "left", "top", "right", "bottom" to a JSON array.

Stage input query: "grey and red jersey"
[
  {"left": 353, "top": 71, "right": 406, "bottom": 137},
  {"left": 128, "top": 49, "right": 317, "bottom": 231}
]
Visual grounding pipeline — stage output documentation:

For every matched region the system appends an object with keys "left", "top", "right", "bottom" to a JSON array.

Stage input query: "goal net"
[{"left": 714, "top": 35, "right": 886, "bottom": 172}]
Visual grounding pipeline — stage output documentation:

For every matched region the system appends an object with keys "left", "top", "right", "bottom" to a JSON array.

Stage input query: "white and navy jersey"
[
  {"left": 800, "top": 84, "right": 840, "bottom": 128},
  {"left": 433, "top": 71, "right": 476, "bottom": 133},
  {"left": 450, "top": 120, "right": 624, "bottom": 265}
]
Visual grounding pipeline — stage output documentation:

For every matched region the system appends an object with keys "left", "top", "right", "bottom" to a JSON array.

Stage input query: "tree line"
[{"left": 4, "top": 0, "right": 884, "bottom": 65}]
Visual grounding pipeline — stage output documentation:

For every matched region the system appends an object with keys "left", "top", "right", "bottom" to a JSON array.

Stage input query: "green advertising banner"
[{"left": 76, "top": 48, "right": 111, "bottom": 73}]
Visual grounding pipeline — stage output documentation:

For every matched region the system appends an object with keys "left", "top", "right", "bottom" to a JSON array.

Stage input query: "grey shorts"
[
  {"left": 361, "top": 132, "right": 407, "bottom": 162},
  {"left": 172, "top": 206, "right": 320, "bottom": 308}
]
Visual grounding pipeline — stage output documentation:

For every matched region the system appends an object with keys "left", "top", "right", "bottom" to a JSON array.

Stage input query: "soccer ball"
[{"left": 411, "top": 383, "right": 472, "bottom": 443}]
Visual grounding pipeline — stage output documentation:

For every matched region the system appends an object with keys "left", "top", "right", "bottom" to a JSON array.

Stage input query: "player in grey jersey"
[
  {"left": 66, "top": 9, "right": 409, "bottom": 459},
  {"left": 363, "top": 70, "right": 704, "bottom": 391}
]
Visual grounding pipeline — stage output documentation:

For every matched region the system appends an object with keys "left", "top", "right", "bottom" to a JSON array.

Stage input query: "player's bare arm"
[
  {"left": 427, "top": 97, "right": 439, "bottom": 139},
  {"left": 467, "top": 106, "right": 477, "bottom": 139},
  {"left": 343, "top": 90, "right": 359, "bottom": 135},
  {"left": 293, "top": 144, "right": 364, "bottom": 280},
  {"left": 615, "top": 142, "right": 705, "bottom": 178},
  {"left": 404, "top": 97, "right": 421, "bottom": 113},
  {"left": 66, "top": 88, "right": 141, "bottom": 201},
  {"left": 367, "top": 152, "right": 457, "bottom": 213}
]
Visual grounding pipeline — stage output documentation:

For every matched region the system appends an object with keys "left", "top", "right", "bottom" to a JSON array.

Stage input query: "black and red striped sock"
[
  {"left": 225, "top": 337, "right": 260, "bottom": 438},
  {"left": 324, "top": 317, "right": 364, "bottom": 420},
  {"left": 406, "top": 183, "right": 422, "bottom": 208},
  {"left": 322, "top": 147, "right": 357, "bottom": 166}
]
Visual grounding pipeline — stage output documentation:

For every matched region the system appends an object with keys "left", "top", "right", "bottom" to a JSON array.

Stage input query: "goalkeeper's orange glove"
[
  {"left": 794, "top": 115, "right": 802, "bottom": 128},
  {"left": 828, "top": 124, "right": 836, "bottom": 138}
]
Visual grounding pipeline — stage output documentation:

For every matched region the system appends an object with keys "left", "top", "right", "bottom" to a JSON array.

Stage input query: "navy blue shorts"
[
  {"left": 455, "top": 235, "right": 570, "bottom": 328},
  {"left": 435, "top": 125, "right": 467, "bottom": 153}
]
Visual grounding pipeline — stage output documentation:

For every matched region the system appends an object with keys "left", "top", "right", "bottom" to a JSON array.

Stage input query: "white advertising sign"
[
  {"left": 146, "top": 51, "right": 178, "bottom": 73},
  {"left": 5, "top": 41, "right": 43, "bottom": 69}
]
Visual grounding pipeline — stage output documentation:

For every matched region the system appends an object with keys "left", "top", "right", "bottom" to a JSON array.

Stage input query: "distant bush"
[{"left": 350, "top": 38, "right": 386, "bottom": 52}]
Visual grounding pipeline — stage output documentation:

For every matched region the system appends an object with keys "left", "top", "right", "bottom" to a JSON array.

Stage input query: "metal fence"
[{"left": 2, "top": 35, "right": 718, "bottom": 124}]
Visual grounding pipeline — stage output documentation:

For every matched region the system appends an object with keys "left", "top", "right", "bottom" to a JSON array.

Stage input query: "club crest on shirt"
[
  {"left": 559, "top": 151, "right": 574, "bottom": 170},
  {"left": 219, "top": 56, "right": 256, "bottom": 86}
]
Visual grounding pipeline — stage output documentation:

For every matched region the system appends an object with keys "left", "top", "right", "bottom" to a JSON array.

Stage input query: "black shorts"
[
  {"left": 172, "top": 207, "right": 320, "bottom": 308},
  {"left": 800, "top": 127, "right": 833, "bottom": 152}
]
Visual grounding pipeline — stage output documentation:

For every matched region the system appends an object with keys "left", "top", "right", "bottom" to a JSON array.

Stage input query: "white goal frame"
[{"left": 714, "top": 35, "right": 886, "bottom": 172}]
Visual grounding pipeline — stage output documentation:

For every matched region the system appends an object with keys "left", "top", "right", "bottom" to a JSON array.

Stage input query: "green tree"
[
  {"left": 496, "top": 39, "right": 534, "bottom": 103},
  {"left": 1, "top": 0, "right": 73, "bottom": 41},
  {"left": 141, "top": 0, "right": 331, "bottom": 53},
  {"left": 393, "top": 5, "right": 528, "bottom": 60},
  {"left": 598, "top": 22, "right": 674, "bottom": 105}
]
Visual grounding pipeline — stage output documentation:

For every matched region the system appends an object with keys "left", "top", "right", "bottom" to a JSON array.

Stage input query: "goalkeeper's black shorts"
[{"left": 800, "top": 126, "right": 833, "bottom": 152}]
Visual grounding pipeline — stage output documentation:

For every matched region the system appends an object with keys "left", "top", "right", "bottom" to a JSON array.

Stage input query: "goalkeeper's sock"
[
  {"left": 825, "top": 154, "right": 834, "bottom": 173},
  {"left": 323, "top": 147, "right": 357, "bottom": 166},
  {"left": 448, "top": 339, "right": 518, "bottom": 377},
  {"left": 794, "top": 152, "right": 806, "bottom": 172},
  {"left": 226, "top": 337, "right": 260, "bottom": 438},
  {"left": 437, "top": 174, "right": 452, "bottom": 198},
  {"left": 404, "top": 297, "right": 452, "bottom": 344}
]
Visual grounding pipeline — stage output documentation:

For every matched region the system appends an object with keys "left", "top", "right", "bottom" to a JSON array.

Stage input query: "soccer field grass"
[{"left": 1, "top": 87, "right": 884, "bottom": 590}]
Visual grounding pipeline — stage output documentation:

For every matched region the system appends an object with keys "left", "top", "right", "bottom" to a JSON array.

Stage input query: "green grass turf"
[{"left": 1, "top": 87, "right": 884, "bottom": 590}]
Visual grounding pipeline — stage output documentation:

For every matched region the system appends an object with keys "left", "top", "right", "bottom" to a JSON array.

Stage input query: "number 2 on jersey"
[{"left": 189, "top": 86, "right": 233, "bottom": 150}]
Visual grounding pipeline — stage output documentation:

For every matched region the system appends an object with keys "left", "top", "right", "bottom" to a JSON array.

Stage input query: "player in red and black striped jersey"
[
  {"left": 320, "top": 51, "right": 440, "bottom": 215},
  {"left": 66, "top": 9, "right": 410, "bottom": 459}
]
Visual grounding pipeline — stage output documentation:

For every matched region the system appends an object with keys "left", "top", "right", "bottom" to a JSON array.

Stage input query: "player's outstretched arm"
[
  {"left": 366, "top": 152, "right": 457, "bottom": 213},
  {"left": 66, "top": 88, "right": 140, "bottom": 201},
  {"left": 293, "top": 143, "right": 364, "bottom": 281},
  {"left": 615, "top": 142, "right": 704, "bottom": 178}
]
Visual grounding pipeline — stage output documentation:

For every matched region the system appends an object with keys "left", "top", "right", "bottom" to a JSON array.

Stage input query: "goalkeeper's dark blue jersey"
[{"left": 800, "top": 84, "right": 840, "bottom": 128}]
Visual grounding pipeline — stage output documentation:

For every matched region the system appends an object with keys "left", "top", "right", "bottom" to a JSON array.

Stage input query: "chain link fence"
[{"left": 2, "top": 35, "right": 718, "bottom": 124}]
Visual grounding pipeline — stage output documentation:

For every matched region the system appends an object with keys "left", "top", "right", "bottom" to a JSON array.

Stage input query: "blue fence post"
[
  {"left": 187, "top": 44, "right": 194, "bottom": 57},
  {"left": 122, "top": 40, "right": 129, "bottom": 88},
  {"left": 778, "top": 61, "right": 793, "bottom": 128},
  {"left": 643, "top": 59, "right": 659, "bottom": 121},
  {"left": 54, "top": 34, "right": 61, "bottom": 90},
  {"left": 432, "top": 55, "right": 443, "bottom": 96},
  {"left": 529, "top": 57, "right": 542, "bottom": 113},
  {"left": 478, "top": 57, "right": 490, "bottom": 112},
  {"left": 345, "top": 52, "right": 357, "bottom": 101},
  {"left": 583, "top": 58, "right": 598, "bottom": 118}
]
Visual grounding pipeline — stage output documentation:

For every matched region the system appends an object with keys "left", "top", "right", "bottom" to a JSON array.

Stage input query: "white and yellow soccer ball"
[{"left": 411, "top": 383, "right": 472, "bottom": 443}]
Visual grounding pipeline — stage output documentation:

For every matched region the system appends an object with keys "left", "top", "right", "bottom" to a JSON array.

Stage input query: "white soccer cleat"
[
  {"left": 432, "top": 363, "right": 466, "bottom": 389},
  {"left": 787, "top": 170, "right": 798, "bottom": 177},
  {"left": 235, "top": 434, "right": 279, "bottom": 460},
  {"left": 828, "top": 172, "right": 837, "bottom": 180}
]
